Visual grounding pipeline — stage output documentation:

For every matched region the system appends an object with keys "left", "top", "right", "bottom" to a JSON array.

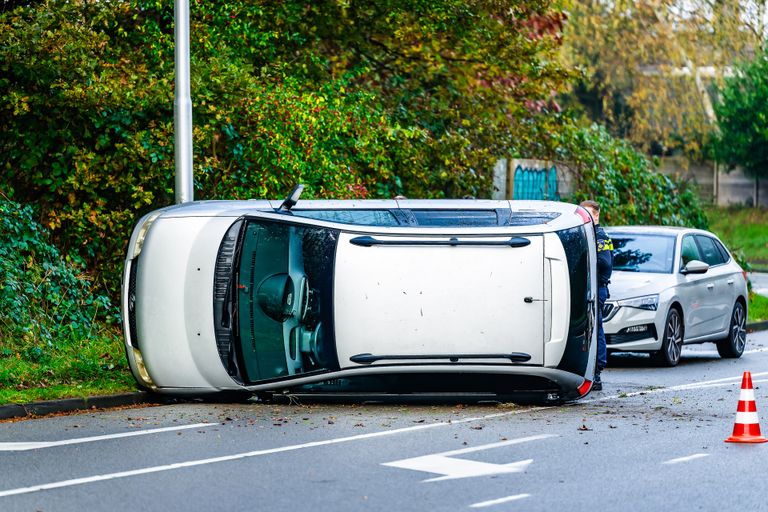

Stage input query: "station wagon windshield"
[{"left": 611, "top": 233, "right": 676, "bottom": 274}]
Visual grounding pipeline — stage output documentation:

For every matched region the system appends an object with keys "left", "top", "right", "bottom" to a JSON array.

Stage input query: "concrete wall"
[{"left": 657, "top": 157, "right": 768, "bottom": 207}]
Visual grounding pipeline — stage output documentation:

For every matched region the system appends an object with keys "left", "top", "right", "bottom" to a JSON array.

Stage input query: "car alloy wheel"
[
  {"left": 654, "top": 308, "right": 683, "bottom": 367},
  {"left": 716, "top": 302, "right": 746, "bottom": 359}
]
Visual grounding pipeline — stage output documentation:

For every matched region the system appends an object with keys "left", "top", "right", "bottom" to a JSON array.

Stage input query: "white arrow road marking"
[
  {"left": 470, "top": 494, "right": 531, "bottom": 508},
  {"left": 382, "top": 434, "right": 555, "bottom": 481},
  {"left": 662, "top": 453, "right": 709, "bottom": 465},
  {"left": 0, "top": 423, "right": 217, "bottom": 451}
]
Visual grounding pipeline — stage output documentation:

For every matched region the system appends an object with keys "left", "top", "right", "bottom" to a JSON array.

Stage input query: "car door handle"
[
  {"left": 707, "top": 283, "right": 714, "bottom": 290},
  {"left": 727, "top": 279, "right": 734, "bottom": 285}
]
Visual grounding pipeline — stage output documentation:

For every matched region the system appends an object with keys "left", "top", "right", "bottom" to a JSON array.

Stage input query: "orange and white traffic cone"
[{"left": 725, "top": 371, "right": 768, "bottom": 443}]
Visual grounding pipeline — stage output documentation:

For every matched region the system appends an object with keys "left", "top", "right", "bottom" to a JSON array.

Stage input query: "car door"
[
  {"left": 694, "top": 234, "right": 732, "bottom": 333},
  {"left": 677, "top": 234, "right": 710, "bottom": 339}
]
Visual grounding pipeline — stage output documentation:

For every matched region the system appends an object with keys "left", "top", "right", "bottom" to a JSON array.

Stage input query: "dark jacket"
[{"left": 595, "top": 225, "right": 613, "bottom": 287}]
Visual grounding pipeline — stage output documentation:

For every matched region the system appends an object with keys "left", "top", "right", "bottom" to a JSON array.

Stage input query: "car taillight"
[
  {"left": 575, "top": 206, "right": 592, "bottom": 224},
  {"left": 743, "top": 270, "right": 748, "bottom": 282},
  {"left": 577, "top": 379, "right": 593, "bottom": 396}
]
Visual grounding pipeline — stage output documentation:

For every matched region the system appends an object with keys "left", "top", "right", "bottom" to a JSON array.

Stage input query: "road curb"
[
  {"left": 0, "top": 392, "right": 167, "bottom": 421},
  {"left": 748, "top": 320, "right": 768, "bottom": 332}
]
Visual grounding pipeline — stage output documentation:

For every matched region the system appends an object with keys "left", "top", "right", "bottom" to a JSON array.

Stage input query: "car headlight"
[
  {"left": 617, "top": 294, "right": 659, "bottom": 311},
  {"left": 130, "top": 211, "right": 162, "bottom": 259}
]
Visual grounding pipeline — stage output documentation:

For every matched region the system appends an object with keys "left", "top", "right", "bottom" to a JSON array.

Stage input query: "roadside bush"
[
  {"left": 0, "top": 200, "right": 118, "bottom": 364},
  {"left": 532, "top": 122, "right": 708, "bottom": 228},
  {"left": 0, "top": 0, "right": 572, "bottom": 301}
]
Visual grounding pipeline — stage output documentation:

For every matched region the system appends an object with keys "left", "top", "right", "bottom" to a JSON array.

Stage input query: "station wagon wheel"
[
  {"left": 652, "top": 308, "right": 683, "bottom": 367},
  {"left": 716, "top": 302, "right": 746, "bottom": 359}
]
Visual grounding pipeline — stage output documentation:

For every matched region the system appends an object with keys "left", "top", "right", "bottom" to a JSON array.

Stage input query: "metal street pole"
[{"left": 174, "top": 0, "right": 194, "bottom": 203}]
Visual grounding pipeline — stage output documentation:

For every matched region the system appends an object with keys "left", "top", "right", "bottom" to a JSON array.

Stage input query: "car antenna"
[{"left": 277, "top": 184, "right": 305, "bottom": 211}]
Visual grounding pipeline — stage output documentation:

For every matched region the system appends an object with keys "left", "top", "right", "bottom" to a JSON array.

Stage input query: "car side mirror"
[{"left": 681, "top": 259, "right": 709, "bottom": 275}]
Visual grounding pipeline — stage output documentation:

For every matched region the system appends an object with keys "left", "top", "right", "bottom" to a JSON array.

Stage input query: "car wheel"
[
  {"left": 652, "top": 308, "right": 683, "bottom": 367},
  {"left": 716, "top": 302, "right": 747, "bottom": 359}
]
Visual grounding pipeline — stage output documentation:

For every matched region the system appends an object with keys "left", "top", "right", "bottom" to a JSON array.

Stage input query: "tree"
[
  {"left": 0, "top": 0, "right": 574, "bottom": 296},
  {"left": 712, "top": 47, "right": 768, "bottom": 195},
  {"left": 514, "top": 117, "right": 708, "bottom": 228},
  {"left": 562, "top": 0, "right": 766, "bottom": 159}
]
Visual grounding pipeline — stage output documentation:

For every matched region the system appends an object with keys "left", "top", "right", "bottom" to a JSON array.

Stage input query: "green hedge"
[
  {"left": 0, "top": 199, "right": 131, "bottom": 394},
  {"left": 0, "top": 200, "right": 116, "bottom": 347},
  {"left": 542, "top": 123, "right": 708, "bottom": 228}
]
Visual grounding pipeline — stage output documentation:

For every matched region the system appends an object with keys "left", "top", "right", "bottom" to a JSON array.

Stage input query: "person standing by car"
[{"left": 580, "top": 200, "right": 612, "bottom": 390}]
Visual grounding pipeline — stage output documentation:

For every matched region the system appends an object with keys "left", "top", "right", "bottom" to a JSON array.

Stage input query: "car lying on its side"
[
  {"left": 603, "top": 226, "right": 749, "bottom": 366},
  {"left": 122, "top": 188, "right": 599, "bottom": 403}
]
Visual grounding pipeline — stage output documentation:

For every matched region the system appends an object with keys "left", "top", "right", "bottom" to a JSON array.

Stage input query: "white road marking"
[
  {"left": 662, "top": 453, "right": 709, "bottom": 465},
  {"left": 0, "top": 410, "right": 545, "bottom": 498},
  {"left": 583, "top": 372, "right": 768, "bottom": 403},
  {"left": 470, "top": 494, "right": 531, "bottom": 508},
  {"left": 0, "top": 423, "right": 217, "bottom": 452},
  {"left": 383, "top": 434, "right": 554, "bottom": 482}
]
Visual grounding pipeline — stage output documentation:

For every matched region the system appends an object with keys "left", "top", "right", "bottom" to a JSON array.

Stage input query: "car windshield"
[
  {"left": 234, "top": 219, "right": 340, "bottom": 384},
  {"left": 610, "top": 233, "right": 676, "bottom": 274}
]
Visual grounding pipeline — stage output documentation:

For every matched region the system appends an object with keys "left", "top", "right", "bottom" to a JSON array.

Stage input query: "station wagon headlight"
[
  {"left": 130, "top": 211, "right": 162, "bottom": 259},
  {"left": 617, "top": 294, "right": 659, "bottom": 311}
]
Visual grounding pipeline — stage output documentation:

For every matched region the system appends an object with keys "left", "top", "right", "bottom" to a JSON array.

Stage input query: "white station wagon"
[{"left": 122, "top": 188, "right": 599, "bottom": 403}]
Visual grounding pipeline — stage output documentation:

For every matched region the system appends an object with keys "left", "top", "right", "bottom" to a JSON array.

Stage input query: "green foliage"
[
  {"left": 749, "top": 292, "right": 768, "bottom": 323},
  {"left": 525, "top": 122, "right": 708, "bottom": 228},
  {"left": 705, "top": 206, "right": 768, "bottom": 269},
  {"left": 0, "top": 199, "right": 130, "bottom": 396},
  {"left": 0, "top": 0, "right": 574, "bottom": 298},
  {"left": 712, "top": 48, "right": 768, "bottom": 179},
  {"left": 0, "top": 200, "right": 116, "bottom": 343},
  {"left": 563, "top": 0, "right": 761, "bottom": 160}
]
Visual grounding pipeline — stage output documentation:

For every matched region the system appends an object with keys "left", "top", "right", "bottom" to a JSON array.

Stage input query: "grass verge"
[
  {"left": 705, "top": 206, "right": 768, "bottom": 269},
  {"left": 0, "top": 329, "right": 136, "bottom": 406},
  {"left": 749, "top": 292, "right": 768, "bottom": 323}
]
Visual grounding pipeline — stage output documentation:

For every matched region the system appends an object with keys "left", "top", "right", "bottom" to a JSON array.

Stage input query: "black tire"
[
  {"left": 716, "top": 301, "right": 747, "bottom": 358},
  {"left": 652, "top": 308, "right": 684, "bottom": 367}
]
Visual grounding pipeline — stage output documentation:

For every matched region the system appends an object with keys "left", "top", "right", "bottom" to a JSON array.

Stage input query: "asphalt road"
[{"left": 3, "top": 331, "right": 768, "bottom": 512}]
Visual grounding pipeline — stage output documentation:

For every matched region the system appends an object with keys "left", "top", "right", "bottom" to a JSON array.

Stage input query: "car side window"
[
  {"left": 695, "top": 235, "right": 726, "bottom": 266},
  {"left": 714, "top": 238, "right": 731, "bottom": 263},
  {"left": 680, "top": 235, "right": 701, "bottom": 267}
]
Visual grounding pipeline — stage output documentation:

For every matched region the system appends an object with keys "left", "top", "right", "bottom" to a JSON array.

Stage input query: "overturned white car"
[{"left": 122, "top": 188, "right": 599, "bottom": 403}]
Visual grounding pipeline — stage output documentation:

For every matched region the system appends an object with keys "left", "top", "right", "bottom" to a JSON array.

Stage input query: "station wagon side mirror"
[
  {"left": 680, "top": 259, "right": 709, "bottom": 275},
  {"left": 277, "top": 184, "right": 305, "bottom": 211}
]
